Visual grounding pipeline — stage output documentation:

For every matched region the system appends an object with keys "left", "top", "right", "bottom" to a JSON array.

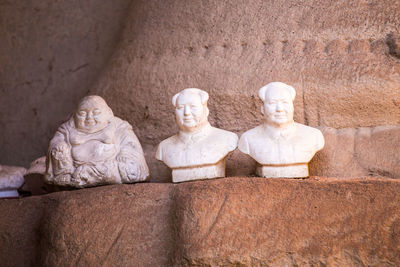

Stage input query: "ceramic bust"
[
  {"left": 156, "top": 88, "right": 238, "bottom": 182},
  {"left": 239, "top": 82, "right": 324, "bottom": 178},
  {"left": 0, "top": 165, "right": 26, "bottom": 198},
  {"left": 45, "top": 95, "right": 149, "bottom": 188}
]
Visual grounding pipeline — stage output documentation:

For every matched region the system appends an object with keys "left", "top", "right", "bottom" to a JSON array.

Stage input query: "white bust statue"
[
  {"left": 45, "top": 95, "right": 149, "bottom": 188},
  {"left": 156, "top": 88, "right": 238, "bottom": 182},
  {"left": 238, "top": 82, "right": 325, "bottom": 178}
]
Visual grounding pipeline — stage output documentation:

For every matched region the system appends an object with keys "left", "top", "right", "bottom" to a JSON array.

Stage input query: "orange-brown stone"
[
  {"left": 173, "top": 177, "right": 400, "bottom": 266},
  {"left": 1, "top": 177, "right": 400, "bottom": 266}
]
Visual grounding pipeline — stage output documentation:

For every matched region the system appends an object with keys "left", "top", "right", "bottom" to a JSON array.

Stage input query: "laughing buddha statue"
[{"left": 45, "top": 95, "right": 149, "bottom": 188}]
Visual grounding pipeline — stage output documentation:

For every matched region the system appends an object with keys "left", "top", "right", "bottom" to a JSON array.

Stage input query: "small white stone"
[
  {"left": 0, "top": 165, "right": 26, "bottom": 198},
  {"left": 239, "top": 82, "right": 325, "bottom": 178},
  {"left": 27, "top": 156, "right": 46, "bottom": 175},
  {"left": 156, "top": 88, "right": 238, "bottom": 183}
]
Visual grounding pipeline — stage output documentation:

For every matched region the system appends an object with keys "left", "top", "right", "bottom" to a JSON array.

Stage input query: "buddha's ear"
[
  {"left": 105, "top": 106, "right": 114, "bottom": 122},
  {"left": 206, "top": 106, "right": 210, "bottom": 117},
  {"left": 261, "top": 106, "right": 264, "bottom": 115}
]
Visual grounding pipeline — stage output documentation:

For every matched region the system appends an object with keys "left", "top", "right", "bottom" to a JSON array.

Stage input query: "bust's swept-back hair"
[
  {"left": 258, "top": 82, "right": 296, "bottom": 102},
  {"left": 172, "top": 88, "right": 209, "bottom": 107}
]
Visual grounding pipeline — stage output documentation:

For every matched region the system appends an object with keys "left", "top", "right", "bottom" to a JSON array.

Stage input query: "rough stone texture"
[
  {"left": 386, "top": 32, "right": 400, "bottom": 59},
  {"left": 173, "top": 177, "right": 400, "bottom": 266},
  {"left": 0, "top": 0, "right": 132, "bottom": 167},
  {"left": 310, "top": 126, "right": 400, "bottom": 178},
  {"left": 40, "top": 184, "right": 174, "bottom": 267},
  {"left": 0, "top": 183, "right": 174, "bottom": 267},
  {"left": 1, "top": 1, "right": 400, "bottom": 182},
  {"left": 0, "top": 196, "right": 44, "bottom": 267},
  {"left": 92, "top": 0, "right": 400, "bottom": 181},
  {"left": 1, "top": 178, "right": 400, "bottom": 266}
]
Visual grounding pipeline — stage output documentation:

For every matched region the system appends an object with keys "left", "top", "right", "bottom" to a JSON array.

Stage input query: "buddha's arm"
[
  {"left": 47, "top": 131, "right": 74, "bottom": 177},
  {"left": 116, "top": 125, "right": 149, "bottom": 181}
]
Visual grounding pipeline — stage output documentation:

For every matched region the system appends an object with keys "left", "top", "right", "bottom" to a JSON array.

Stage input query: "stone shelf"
[{"left": 1, "top": 177, "right": 399, "bottom": 266}]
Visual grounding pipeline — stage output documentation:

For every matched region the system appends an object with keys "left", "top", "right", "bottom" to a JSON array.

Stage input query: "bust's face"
[
  {"left": 263, "top": 87, "right": 294, "bottom": 127},
  {"left": 175, "top": 92, "right": 208, "bottom": 132},
  {"left": 74, "top": 97, "right": 111, "bottom": 134}
]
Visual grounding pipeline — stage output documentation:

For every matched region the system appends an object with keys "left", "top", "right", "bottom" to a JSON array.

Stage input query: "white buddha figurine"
[
  {"left": 156, "top": 88, "right": 238, "bottom": 182},
  {"left": 45, "top": 95, "right": 149, "bottom": 188},
  {"left": 239, "top": 82, "right": 325, "bottom": 178},
  {"left": 0, "top": 165, "right": 26, "bottom": 198}
]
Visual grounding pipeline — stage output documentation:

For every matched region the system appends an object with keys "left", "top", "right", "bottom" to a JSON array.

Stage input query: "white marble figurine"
[
  {"left": 156, "top": 88, "right": 238, "bottom": 182},
  {"left": 239, "top": 82, "right": 324, "bottom": 178},
  {"left": 45, "top": 95, "right": 149, "bottom": 188},
  {"left": 0, "top": 165, "right": 26, "bottom": 198}
]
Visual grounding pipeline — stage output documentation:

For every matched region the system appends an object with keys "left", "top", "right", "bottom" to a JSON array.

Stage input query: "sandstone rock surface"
[
  {"left": 40, "top": 184, "right": 173, "bottom": 266},
  {"left": 0, "top": 183, "right": 174, "bottom": 267},
  {"left": 0, "top": 0, "right": 132, "bottom": 167},
  {"left": 92, "top": 0, "right": 400, "bottom": 180},
  {"left": 310, "top": 126, "right": 400, "bottom": 178},
  {"left": 1, "top": 177, "right": 400, "bottom": 266},
  {"left": 0, "top": 196, "right": 44, "bottom": 267},
  {"left": 173, "top": 177, "right": 400, "bottom": 266}
]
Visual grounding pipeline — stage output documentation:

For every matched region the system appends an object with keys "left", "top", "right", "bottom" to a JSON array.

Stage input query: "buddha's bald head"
[{"left": 74, "top": 95, "right": 114, "bottom": 133}]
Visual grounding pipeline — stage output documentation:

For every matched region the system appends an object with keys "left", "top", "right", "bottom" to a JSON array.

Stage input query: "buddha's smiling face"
[{"left": 74, "top": 96, "right": 112, "bottom": 134}]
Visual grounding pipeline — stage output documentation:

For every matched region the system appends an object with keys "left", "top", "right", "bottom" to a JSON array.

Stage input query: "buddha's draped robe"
[{"left": 46, "top": 117, "right": 149, "bottom": 187}]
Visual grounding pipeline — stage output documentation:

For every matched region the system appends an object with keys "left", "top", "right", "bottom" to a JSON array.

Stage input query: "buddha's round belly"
[{"left": 72, "top": 140, "right": 117, "bottom": 163}]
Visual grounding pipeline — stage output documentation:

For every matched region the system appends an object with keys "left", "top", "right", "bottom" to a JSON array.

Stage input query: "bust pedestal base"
[
  {"left": 172, "top": 160, "right": 226, "bottom": 183},
  {"left": 256, "top": 163, "right": 309, "bottom": 178}
]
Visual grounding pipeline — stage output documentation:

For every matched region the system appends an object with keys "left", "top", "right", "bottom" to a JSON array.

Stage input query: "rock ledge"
[{"left": 1, "top": 177, "right": 399, "bottom": 266}]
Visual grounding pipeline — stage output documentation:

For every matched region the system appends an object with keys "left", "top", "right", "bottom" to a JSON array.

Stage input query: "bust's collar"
[
  {"left": 178, "top": 122, "right": 212, "bottom": 144},
  {"left": 263, "top": 122, "right": 296, "bottom": 140}
]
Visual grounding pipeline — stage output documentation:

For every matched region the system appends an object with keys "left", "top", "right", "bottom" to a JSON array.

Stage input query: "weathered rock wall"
[
  {"left": 0, "top": 0, "right": 132, "bottom": 167},
  {"left": 1, "top": 177, "right": 400, "bottom": 266},
  {"left": 310, "top": 125, "right": 400, "bottom": 178},
  {"left": 93, "top": 0, "right": 400, "bottom": 181}
]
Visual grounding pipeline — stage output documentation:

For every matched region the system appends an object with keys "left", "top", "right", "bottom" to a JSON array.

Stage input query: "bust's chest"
[
  {"left": 249, "top": 134, "right": 315, "bottom": 165},
  {"left": 163, "top": 136, "right": 230, "bottom": 168}
]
